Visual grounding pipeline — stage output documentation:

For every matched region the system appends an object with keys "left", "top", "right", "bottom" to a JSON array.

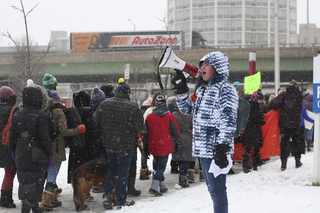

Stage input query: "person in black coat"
[
  {"left": 68, "top": 90, "right": 95, "bottom": 184},
  {"left": 9, "top": 86, "right": 53, "bottom": 213},
  {"left": 0, "top": 86, "right": 19, "bottom": 208},
  {"left": 242, "top": 91, "right": 266, "bottom": 173}
]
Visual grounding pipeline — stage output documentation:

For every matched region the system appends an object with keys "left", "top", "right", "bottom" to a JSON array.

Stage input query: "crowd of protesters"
[{"left": 0, "top": 55, "right": 315, "bottom": 212}]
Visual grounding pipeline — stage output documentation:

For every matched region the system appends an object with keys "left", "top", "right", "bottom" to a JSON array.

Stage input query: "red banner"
[{"left": 232, "top": 110, "right": 281, "bottom": 161}]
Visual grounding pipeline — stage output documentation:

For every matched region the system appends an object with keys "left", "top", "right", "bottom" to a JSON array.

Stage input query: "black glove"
[
  {"left": 214, "top": 144, "right": 231, "bottom": 169},
  {"left": 171, "top": 69, "right": 189, "bottom": 94},
  {"left": 173, "top": 141, "right": 180, "bottom": 153}
]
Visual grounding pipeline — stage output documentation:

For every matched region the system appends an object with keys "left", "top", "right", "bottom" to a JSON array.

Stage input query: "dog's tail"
[{"left": 72, "top": 169, "right": 83, "bottom": 212}]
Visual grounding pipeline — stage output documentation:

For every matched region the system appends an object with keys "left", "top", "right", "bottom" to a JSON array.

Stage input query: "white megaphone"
[{"left": 157, "top": 46, "right": 199, "bottom": 78}]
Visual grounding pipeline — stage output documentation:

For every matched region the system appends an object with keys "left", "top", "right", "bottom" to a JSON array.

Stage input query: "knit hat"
[
  {"left": 47, "top": 89, "right": 61, "bottom": 101},
  {"left": 250, "top": 91, "right": 259, "bottom": 102},
  {"left": 0, "top": 86, "right": 15, "bottom": 98},
  {"left": 257, "top": 91, "right": 264, "bottom": 100},
  {"left": 233, "top": 81, "right": 240, "bottom": 87},
  {"left": 100, "top": 84, "right": 114, "bottom": 96},
  {"left": 142, "top": 97, "right": 152, "bottom": 106},
  {"left": 43, "top": 73, "right": 58, "bottom": 90},
  {"left": 91, "top": 87, "right": 105, "bottom": 101},
  {"left": 155, "top": 95, "right": 166, "bottom": 107},
  {"left": 115, "top": 78, "right": 131, "bottom": 94}
]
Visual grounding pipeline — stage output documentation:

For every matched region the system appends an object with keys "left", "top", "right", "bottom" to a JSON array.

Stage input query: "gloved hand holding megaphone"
[
  {"left": 171, "top": 69, "right": 189, "bottom": 94},
  {"left": 157, "top": 46, "right": 199, "bottom": 90}
]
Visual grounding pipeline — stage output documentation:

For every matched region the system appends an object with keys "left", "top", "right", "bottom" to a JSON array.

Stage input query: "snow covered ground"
[{"left": 1, "top": 149, "right": 319, "bottom": 213}]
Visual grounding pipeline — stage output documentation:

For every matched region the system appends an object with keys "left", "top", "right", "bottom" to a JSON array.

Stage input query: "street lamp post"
[{"left": 128, "top": 19, "right": 136, "bottom": 31}]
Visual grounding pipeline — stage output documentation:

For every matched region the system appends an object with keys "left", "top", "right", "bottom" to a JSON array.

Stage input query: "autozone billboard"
[{"left": 70, "top": 32, "right": 182, "bottom": 52}]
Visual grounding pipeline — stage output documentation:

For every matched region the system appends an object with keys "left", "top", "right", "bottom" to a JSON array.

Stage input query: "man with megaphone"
[{"left": 171, "top": 51, "right": 238, "bottom": 213}]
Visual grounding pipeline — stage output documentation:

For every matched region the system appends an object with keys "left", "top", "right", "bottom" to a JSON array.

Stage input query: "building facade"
[
  {"left": 167, "top": 0, "right": 298, "bottom": 48},
  {"left": 298, "top": 23, "right": 320, "bottom": 45}
]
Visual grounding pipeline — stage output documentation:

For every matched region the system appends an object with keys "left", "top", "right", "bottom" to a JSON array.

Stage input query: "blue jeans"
[
  {"left": 153, "top": 155, "right": 168, "bottom": 181},
  {"left": 199, "top": 158, "right": 228, "bottom": 213},
  {"left": 179, "top": 161, "right": 190, "bottom": 176},
  {"left": 104, "top": 149, "right": 134, "bottom": 206},
  {"left": 47, "top": 162, "right": 61, "bottom": 184},
  {"left": 305, "top": 126, "right": 314, "bottom": 140}
]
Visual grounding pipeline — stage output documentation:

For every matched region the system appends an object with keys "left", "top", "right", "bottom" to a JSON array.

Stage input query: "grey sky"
[{"left": 0, "top": 0, "right": 319, "bottom": 47}]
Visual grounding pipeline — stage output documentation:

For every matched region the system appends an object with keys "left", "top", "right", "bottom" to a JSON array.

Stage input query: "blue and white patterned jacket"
[{"left": 176, "top": 51, "right": 238, "bottom": 159}]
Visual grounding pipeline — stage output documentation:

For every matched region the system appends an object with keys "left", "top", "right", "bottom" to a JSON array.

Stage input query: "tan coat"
[{"left": 47, "top": 97, "right": 79, "bottom": 164}]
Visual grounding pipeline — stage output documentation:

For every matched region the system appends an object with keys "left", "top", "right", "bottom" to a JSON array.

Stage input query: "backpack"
[
  {"left": 1, "top": 107, "right": 16, "bottom": 147},
  {"left": 219, "top": 81, "right": 250, "bottom": 137},
  {"left": 45, "top": 106, "right": 85, "bottom": 149}
]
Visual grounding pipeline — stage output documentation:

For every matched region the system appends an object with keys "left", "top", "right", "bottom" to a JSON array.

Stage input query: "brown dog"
[{"left": 71, "top": 159, "right": 116, "bottom": 212}]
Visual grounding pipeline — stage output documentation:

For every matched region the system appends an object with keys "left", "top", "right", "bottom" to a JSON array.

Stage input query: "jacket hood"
[
  {"left": 152, "top": 106, "right": 169, "bottom": 117},
  {"left": 22, "top": 87, "right": 43, "bottom": 110},
  {"left": 199, "top": 51, "right": 229, "bottom": 81},
  {"left": 47, "top": 96, "right": 66, "bottom": 111},
  {"left": 307, "top": 94, "right": 313, "bottom": 102},
  {"left": 73, "top": 90, "right": 91, "bottom": 107}
]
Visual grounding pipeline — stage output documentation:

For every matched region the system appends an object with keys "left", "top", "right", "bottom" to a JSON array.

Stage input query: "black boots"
[
  {"left": 179, "top": 175, "right": 189, "bottom": 188},
  {"left": 0, "top": 190, "right": 16, "bottom": 208},
  {"left": 242, "top": 153, "right": 251, "bottom": 173},
  {"left": 127, "top": 177, "right": 141, "bottom": 197},
  {"left": 295, "top": 158, "right": 303, "bottom": 168},
  {"left": 22, "top": 200, "right": 43, "bottom": 213},
  {"left": 281, "top": 159, "right": 287, "bottom": 171}
]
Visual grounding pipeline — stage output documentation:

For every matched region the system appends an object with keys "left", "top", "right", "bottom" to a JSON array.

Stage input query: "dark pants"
[
  {"left": 179, "top": 161, "right": 190, "bottom": 176},
  {"left": 104, "top": 149, "right": 134, "bottom": 206},
  {"left": 280, "top": 127, "right": 302, "bottom": 159},
  {"left": 153, "top": 155, "right": 169, "bottom": 181}
]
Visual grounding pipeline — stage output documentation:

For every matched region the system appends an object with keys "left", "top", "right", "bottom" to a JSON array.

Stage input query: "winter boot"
[
  {"left": 253, "top": 154, "right": 260, "bottom": 171},
  {"left": 50, "top": 188, "right": 62, "bottom": 208},
  {"left": 179, "top": 175, "right": 189, "bottom": 188},
  {"left": 127, "top": 177, "right": 141, "bottom": 197},
  {"left": 145, "top": 167, "right": 152, "bottom": 176},
  {"left": 159, "top": 180, "right": 168, "bottom": 193},
  {"left": 39, "top": 191, "right": 53, "bottom": 211},
  {"left": 149, "top": 180, "right": 162, "bottom": 196},
  {"left": 306, "top": 139, "right": 312, "bottom": 151},
  {"left": 199, "top": 170, "right": 205, "bottom": 182},
  {"left": 102, "top": 193, "right": 113, "bottom": 210},
  {"left": 187, "top": 169, "right": 195, "bottom": 183},
  {"left": 281, "top": 159, "right": 287, "bottom": 171},
  {"left": 139, "top": 169, "right": 150, "bottom": 180},
  {"left": 242, "top": 153, "right": 251, "bottom": 173},
  {"left": 0, "top": 190, "right": 16, "bottom": 208},
  {"left": 295, "top": 158, "right": 303, "bottom": 168},
  {"left": 21, "top": 201, "right": 33, "bottom": 213}
]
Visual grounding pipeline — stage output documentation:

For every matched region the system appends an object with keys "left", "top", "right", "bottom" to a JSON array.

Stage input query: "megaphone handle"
[{"left": 182, "top": 72, "right": 190, "bottom": 79}]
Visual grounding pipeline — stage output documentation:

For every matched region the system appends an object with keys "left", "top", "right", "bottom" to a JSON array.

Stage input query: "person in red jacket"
[{"left": 144, "top": 95, "right": 181, "bottom": 196}]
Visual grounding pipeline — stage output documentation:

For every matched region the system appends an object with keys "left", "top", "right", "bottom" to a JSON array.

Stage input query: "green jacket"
[{"left": 47, "top": 97, "right": 79, "bottom": 164}]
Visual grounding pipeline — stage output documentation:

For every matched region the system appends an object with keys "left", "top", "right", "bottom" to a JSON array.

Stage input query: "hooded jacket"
[
  {"left": 303, "top": 95, "right": 313, "bottom": 112},
  {"left": 0, "top": 103, "right": 19, "bottom": 168},
  {"left": 242, "top": 101, "right": 266, "bottom": 149},
  {"left": 145, "top": 106, "right": 180, "bottom": 157},
  {"left": 176, "top": 51, "right": 238, "bottom": 159},
  {"left": 9, "top": 87, "right": 53, "bottom": 170},
  {"left": 272, "top": 85, "right": 302, "bottom": 129},
  {"left": 47, "top": 97, "right": 79, "bottom": 164},
  {"left": 93, "top": 92, "right": 146, "bottom": 151}
]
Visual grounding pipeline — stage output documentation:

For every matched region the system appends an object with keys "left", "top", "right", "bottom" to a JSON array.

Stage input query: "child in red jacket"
[{"left": 144, "top": 95, "right": 180, "bottom": 196}]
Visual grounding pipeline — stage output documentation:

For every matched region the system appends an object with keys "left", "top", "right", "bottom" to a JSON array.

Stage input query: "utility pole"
[{"left": 274, "top": 0, "right": 280, "bottom": 95}]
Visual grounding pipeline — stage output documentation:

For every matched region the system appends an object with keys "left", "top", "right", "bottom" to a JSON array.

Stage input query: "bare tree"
[{"left": 0, "top": 0, "right": 53, "bottom": 95}]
